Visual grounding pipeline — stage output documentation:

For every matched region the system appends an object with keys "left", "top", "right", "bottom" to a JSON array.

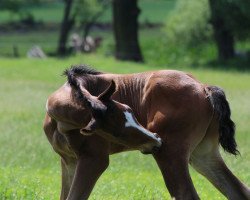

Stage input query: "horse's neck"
[
  {"left": 114, "top": 74, "right": 147, "bottom": 126},
  {"left": 116, "top": 74, "right": 148, "bottom": 126},
  {"left": 85, "top": 73, "right": 148, "bottom": 126}
]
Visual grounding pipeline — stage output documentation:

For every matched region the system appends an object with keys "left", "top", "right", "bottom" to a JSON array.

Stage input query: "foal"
[{"left": 43, "top": 65, "right": 250, "bottom": 200}]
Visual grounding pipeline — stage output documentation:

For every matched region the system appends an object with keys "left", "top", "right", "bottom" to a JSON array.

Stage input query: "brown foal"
[{"left": 43, "top": 65, "right": 250, "bottom": 200}]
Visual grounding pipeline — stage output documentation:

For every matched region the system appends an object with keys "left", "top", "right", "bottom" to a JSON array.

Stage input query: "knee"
[{"left": 82, "top": 154, "right": 109, "bottom": 173}]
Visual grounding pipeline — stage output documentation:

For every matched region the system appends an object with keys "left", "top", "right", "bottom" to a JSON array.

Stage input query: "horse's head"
[{"left": 76, "top": 80, "right": 162, "bottom": 154}]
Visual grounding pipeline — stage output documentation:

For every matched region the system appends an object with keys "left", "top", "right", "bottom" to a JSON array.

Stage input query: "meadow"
[{"left": 0, "top": 54, "right": 249, "bottom": 199}]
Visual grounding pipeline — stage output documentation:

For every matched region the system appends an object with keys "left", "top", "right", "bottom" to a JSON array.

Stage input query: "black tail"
[{"left": 207, "top": 86, "right": 239, "bottom": 155}]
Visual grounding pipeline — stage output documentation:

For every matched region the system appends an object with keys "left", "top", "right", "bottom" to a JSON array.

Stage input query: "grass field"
[{"left": 0, "top": 54, "right": 249, "bottom": 199}]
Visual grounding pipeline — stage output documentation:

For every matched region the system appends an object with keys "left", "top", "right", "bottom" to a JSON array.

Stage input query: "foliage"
[
  {"left": 164, "top": 0, "right": 212, "bottom": 47},
  {"left": 209, "top": 0, "right": 250, "bottom": 39},
  {"left": 0, "top": 0, "right": 41, "bottom": 23},
  {"left": 0, "top": 0, "right": 42, "bottom": 12},
  {"left": 0, "top": 0, "right": 175, "bottom": 24},
  {"left": 66, "top": 0, "right": 110, "bottom": 37},
  {"left": 165, "top": 0, "right": 250, "bottom": 47},
  {"left": 0, "top": 0, "right": 22, "bottom": 13},
  {"left": 73, "top": 0, "right": 105, "bottom": 25}
]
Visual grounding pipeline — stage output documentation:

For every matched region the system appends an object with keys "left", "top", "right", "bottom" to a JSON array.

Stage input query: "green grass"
[
  {"left": 0, "top": 55, "right": 249, "bottom": 199},
  {"left": 0, "top": 30, "right": 59, "bottom": 57}
]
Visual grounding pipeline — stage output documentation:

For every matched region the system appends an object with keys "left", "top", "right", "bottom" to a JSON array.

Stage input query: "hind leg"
[
  {"left": 191, "top": 134, "right": 250, "bottom": 199},
  {"left": 154, "top": 142, "right": 200, "bottom": 200}
]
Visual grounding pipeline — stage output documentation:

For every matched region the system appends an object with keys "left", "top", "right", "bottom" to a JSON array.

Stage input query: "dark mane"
[{"left": 63, "top": 65, "right": 103, "bottom": 77}]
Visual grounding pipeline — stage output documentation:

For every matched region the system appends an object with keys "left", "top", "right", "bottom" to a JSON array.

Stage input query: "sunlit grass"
[{"left": 0, "top": 55, "right": 249, "bottom": 199}]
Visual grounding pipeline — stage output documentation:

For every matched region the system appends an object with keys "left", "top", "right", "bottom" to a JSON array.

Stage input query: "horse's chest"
[{"left": 52, "top": 130, "right": 77, "bottom": 159}]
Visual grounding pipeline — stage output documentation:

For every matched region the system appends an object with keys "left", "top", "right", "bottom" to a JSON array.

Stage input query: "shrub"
[{"left": 164, "top": 0, "right": 212, "bottom": 47}]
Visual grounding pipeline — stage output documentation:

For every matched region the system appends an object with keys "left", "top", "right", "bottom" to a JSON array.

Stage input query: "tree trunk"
[
  {"left": 57, "top": 0, "right": 75, "bottom": 55},
  {"left": 112, "top": 0, "right": 143, "bottom": 62},
  {"left": 209, "top": 0, "right": 235, "bottom": 61}
]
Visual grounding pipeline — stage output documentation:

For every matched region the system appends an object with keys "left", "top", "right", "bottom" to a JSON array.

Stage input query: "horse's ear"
[
  {"left": 98, "top": 80, "right": 116, "bottom": 102},
  {"left": 75, "top": 84, "right": 107, "bottom": 112},
  {"left": 80, "top": 118, "right": 98, "bottom": 135}
]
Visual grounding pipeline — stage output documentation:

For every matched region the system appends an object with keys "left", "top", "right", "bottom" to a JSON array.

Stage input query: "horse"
[{"left": 43, "top": 65, "right": 250, "bottom": 200}]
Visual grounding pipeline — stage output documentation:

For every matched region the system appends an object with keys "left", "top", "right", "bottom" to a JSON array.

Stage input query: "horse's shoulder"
[
  {"left": 47, "top": 83, "right": 72, "bottom": 108},
  {"left": 46, "top": 83, "right": 86, "bottom": 124}
]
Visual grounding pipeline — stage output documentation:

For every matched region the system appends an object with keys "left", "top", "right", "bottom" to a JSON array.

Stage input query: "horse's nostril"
[
  {"left": 140, "top": 145, "right": 161, "bottom": 155},
  {"left": 156, "top": 137, "right": 162, "bottom": 147},
  {"left": 140, "top": 141, "right": 162, "bottom": 155},
  {"left": 153, "top": 133, "right": 160, "bottom": 138},
  {"left": 151, "top": 132, "right": 162, "bottom": 145},
  {"left": 141, "top": 150, "right": 152, "bottom": 155}
]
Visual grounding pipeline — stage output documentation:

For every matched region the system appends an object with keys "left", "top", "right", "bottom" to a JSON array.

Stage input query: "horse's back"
[
  {"left": 144, "top": 70, "right": 213, "bottom": 148},
  {"left": 144, "top": 70, "right": 209, "bottom": 115}
]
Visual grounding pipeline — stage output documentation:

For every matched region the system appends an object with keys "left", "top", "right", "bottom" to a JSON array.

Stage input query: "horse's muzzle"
[{"left": 140, "top": 136, "right": 162, "bottom": 155}]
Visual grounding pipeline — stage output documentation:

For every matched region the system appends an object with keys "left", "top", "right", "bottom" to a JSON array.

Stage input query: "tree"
[
  {"left": 0, "top": 0, "right": 21, "bottom": 13},
  {"left": 209, "top": 0, "right": 235, "bottom": 61},
  {"left": 208, "top": 0, "right": 250, "bottom": 61},
  {"left": 112, "top": 0, "right": 143, "bottom": 62},
  {"left": 165, "top": 0, "right": 250, "bottom": 62},
  {"left": 57, "top": 0, "right": 110, "bottom": 55},
  {"left": 165, "top": 0, "right": 211, "bottom": 47},
  {"left": 57, "top": 0, "right": 76, "bottom": 55},
  {"left": 0, "top": 0, "right": 40, "bottom": 21},
  {"left": 76, "top": 0, "right": 110, "bottom": 40}
]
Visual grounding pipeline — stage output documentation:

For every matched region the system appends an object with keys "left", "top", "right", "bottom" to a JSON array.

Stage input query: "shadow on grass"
[
  {"left": 189, "top": 52, "right": 250, "bottom": 72},
  {"left": 202, "top": 52, "right": 250, "bottom": 72}
]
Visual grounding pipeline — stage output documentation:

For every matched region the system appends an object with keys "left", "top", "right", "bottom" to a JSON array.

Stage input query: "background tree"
[
  {"left": 165, "top": 0, "right": 250, "bottom": 62},
  {"left": 209, "top": 0, "right": 235, "bottom": 61},
  {"left": 57, "top": 0, "right": 75, "bottom": 55},
  {"left": 0, "top": 0, "right": 40, "bottom": 22},
  {"left": 112, "top": 0, "right": 143, "bottom": 62},
  {"left": 165, "top": 0, "right": 211, "bottom": 47},
  {"left": 0, "top": 0, "right": 21, "bottom": 13},
  {"left": 76, "top": 0, "right": 110, "bottom": 40},
  {"left": 209, "top": 0, "right": 250, "bottom": 61},
  {"left": 57, "top": 0, "right": 109, "bottom": 55}
]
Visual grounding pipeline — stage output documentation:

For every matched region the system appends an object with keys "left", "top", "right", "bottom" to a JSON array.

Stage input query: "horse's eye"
[{"left": 92, "top": 109, "right": 105, "bottom": 118}]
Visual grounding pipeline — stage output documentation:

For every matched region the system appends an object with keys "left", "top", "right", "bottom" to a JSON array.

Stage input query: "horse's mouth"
[
  {"left": 140, "top": 138, "right": 162, "bottom": 155},
  {"left": 141, "top": 145, "right": 161, "bottom": 154}
]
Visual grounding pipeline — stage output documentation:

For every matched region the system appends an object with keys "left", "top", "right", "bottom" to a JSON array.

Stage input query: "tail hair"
[{"left": 207, "top": 86, "right": 239, "bottom": 155}]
